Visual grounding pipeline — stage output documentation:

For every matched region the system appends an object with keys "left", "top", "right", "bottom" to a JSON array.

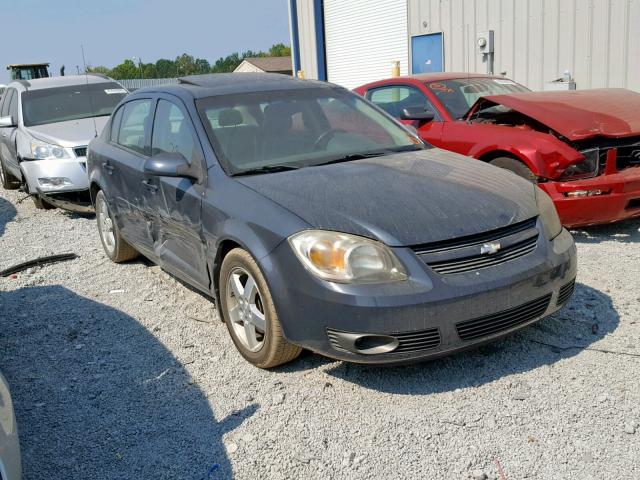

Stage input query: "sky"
[{"left": 1, "top": 0, "right": 291, "bottom": 82}]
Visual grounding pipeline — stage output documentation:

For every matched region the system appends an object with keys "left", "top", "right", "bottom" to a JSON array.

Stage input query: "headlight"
[
  {"left": 30, "top": 141, "right": 71, "bottom": 160},
  {"left": 560, "top": 148, "right": 599, "bottom": 180},
  {"left": 289, "top": 230, "right": 407, "bottom": 284},
  {"left": 536, "top": 187, "right": 563, "bottom": 240}
]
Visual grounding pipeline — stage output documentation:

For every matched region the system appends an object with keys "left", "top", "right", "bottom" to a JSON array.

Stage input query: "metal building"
[{"left": 289, "top": 0, "right": 640, "bottom": 91}]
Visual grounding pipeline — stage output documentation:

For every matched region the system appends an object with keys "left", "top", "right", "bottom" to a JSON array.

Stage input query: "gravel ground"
[{"left": 0, "top": 189, "right": 639, "bottom": 480}]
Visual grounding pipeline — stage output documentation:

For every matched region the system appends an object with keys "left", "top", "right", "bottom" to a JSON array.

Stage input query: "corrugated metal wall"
[{"left": 408, "top": 0, "right": 640, "bottom": 91}]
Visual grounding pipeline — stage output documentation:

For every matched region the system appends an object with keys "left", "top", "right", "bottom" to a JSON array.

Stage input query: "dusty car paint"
[{"left": 355, "top": 74, "right": 640, "bottom": 228}]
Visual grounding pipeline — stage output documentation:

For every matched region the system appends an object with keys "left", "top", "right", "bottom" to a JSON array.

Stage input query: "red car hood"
[{"left": 468, "top": 88, "right": 640, "bottom": 141}]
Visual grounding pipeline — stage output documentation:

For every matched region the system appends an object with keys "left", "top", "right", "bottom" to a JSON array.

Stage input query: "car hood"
[
  {"left": 237, "top": 148, "right": 538, "bottom": 247},
  {"left": 25, "top": 116, "right": 109, "bottom": 148},
  {"left": 468, "top": 89, "right": 640, "bottom": 141}
]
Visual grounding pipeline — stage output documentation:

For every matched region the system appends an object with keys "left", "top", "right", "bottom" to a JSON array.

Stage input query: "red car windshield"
[{"left": 426, "top": 78, "right": 530, "bottom": 119}]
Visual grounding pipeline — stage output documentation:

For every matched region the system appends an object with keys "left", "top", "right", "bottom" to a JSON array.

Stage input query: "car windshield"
[
  {"left": 21, "top": 82, "right": 127, "bottom": 127},
  {"left": 426, "top": 78, "right": 530, "bottom": 119},
  {"left": 196, "top": 87, "right": 424, "bottom": 175}
]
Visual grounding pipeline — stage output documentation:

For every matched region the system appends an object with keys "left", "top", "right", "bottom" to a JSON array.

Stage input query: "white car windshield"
[{"left": 22, "top": 82, "right": 127, "bottom": 127}]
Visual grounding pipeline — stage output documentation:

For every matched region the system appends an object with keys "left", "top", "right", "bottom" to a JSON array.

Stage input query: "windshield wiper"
[
  {"left": 232, "top": 164, "right": 301, "bottom": 176},
  {"left": 316, "top": 146, "right": 423, "bottom": 167}
]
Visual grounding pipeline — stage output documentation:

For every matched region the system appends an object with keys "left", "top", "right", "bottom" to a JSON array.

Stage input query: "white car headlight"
[
  {"left": 536, "top": 187, "right": 563, "bottom": 240},
  {"left": 30, "top": 141, "right": 71, "bottom": 160},
  {"left": 289, "top": 230, "right": 407, "bottom": 284}
]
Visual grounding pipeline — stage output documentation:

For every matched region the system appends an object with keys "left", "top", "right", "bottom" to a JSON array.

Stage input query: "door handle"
[
  {"left": 142, "top": 179, "right": 158, "bottom": 193},
  {"left": 102, "top": 162, "right": 114, "bottom": 173}
]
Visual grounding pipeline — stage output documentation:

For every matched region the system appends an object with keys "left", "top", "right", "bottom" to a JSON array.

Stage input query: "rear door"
[
  {"left": 365, "top": 84, "right": 444, "bottom": 146},
  {"left": 145, "top": 96, "right": 208, "bottom": 288},
  {"left": 106, "top": 97, "right": 155, "bottom": 253}
]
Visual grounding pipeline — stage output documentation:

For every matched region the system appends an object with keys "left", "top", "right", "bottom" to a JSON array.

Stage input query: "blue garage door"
[{"left": 411, "top": 33, "right": 444, "bottom": 74}]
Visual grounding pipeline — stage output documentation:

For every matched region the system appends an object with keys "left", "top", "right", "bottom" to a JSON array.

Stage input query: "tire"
[
  {"left": 0, "top": 157, "right": 19, "bottom": 190},
  {"left": 489, "top": 157, "right": 538, "bottom": 183},
  {"left": 95, "top": 190, "right": 138, "bottom": 263},
  {"left": 219, "top": 248, "right": 301, "bottom": 368},
  {"left": 32, "top": 195, "right": 56, "bottom": 210}
]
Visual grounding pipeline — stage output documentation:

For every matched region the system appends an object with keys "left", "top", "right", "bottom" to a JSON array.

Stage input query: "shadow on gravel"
[
  {"left": 320, "top": 283, "right": 619, "bottom": 394},
  {"left": 570, "top": 218, "right": 640, "bottom": 244},
  {"left": 0, "top": 195, "right": 17, "bottom": 237},
  {"left": 0, "top": 285, "right": 254, "bottom": 479}
]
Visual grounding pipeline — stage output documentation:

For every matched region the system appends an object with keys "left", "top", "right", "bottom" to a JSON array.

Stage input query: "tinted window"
[
  {"left": 426, "top": 78, "right": 530, "bottom": 119},
  {"left": 117, "top": 99, "right": 152, "bottom": 155},
  {"left": 197, "top": 87, "right": 422, "bottom": 175},
  {"left": 110, "top": 106, "right": 123, "bottom": 143},
  {"left": 367, "top": 86, "right": 436, "bottom": 119},
  {"left": 151, "top": 99, "right": 196, "bottom": 161},
  {"left": 1, "top": 90, "right": 14, "bottom": 117},
  {"left": 21, "top": 82, "right": 127, "bottom": 127}
]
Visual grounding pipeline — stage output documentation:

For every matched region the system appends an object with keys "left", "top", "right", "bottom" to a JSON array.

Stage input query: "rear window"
[{"left": 21, "top": 82, "right": 127, "bottom": 127}]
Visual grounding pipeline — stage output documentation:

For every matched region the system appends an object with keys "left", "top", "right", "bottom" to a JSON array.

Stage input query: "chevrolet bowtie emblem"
[{"left": 480, "top": 242, "right": 501, "bottom": 255}]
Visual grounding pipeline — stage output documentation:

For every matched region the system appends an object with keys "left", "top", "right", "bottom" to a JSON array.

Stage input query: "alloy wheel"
[
  {"left": 97, "top": 195, "right": 116, "bottom": 254},
  {"left": 226, "top": 267, "right": 267, "bottom": 352}
]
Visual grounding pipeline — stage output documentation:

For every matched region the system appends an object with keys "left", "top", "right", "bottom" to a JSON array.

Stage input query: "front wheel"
[
  {"left": 489, "top": 157, "right": 538, "bottom": 183},
  {"left": 219, "top": 248, "right": 301, "bottom": 368},
  {"left": 95, "top": 190, "right": 138, "bottom": 263},
  {"left": 0, "top": 158, "right": 20, "bottom": 190}
]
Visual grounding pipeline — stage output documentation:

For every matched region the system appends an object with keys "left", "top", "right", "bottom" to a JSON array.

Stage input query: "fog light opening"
[
  {"left": 564, "top": 189, "right": 609, "bottom": 198},
  {"left": 353, "top": 335, "right": 399, "bottom": 355}
]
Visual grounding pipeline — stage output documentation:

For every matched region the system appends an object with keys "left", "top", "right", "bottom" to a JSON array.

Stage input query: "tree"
[
  {"left": 86, "top": 65, "right": 111, "bottom": 76},
  {"left": 155, "top": 58, "right": 176, "bottom": 78},
  {"left": 269, "top": 43, "right": 291, "bottom": 57},
  {"left": 109, "top": 59, "right": 141, "bottom": 79}
]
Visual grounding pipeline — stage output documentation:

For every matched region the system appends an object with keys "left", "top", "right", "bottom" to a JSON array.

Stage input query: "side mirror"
[
  {"left": 0, "top": 115, "right": 16, "bottom": 127},
  {"left": 400, "top": 106, "right": 435, "bottom": 122},
  {"left": 144, "top": 152, "right": 199, "bottom": 181}
]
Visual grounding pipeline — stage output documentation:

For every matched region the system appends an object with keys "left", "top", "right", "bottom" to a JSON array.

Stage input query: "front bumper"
[
  {"left": 541, "top": 167, "right": 640, "bottom": 228},
  {"left": 21, "top": 158, "right": 92, "bottom": 212},
  {"left": 263, "top": 225, "right": 577, "bottom": 364}
]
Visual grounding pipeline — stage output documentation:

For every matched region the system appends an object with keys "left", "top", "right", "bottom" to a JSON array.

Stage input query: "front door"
[
  {"left": 366, "top": 84, "right": 443, "bottom": 146},
  {"left": 144, "top": 96, "right": 208, "bottom": 289},
  {"left": 0, "top": 89, "right": 20, "bottom": 177},
  {"left": 411, "top": 33, "right": 444, "bottom": 74}
]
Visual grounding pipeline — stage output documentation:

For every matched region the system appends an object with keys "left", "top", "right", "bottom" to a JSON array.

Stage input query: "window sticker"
[
  {"left": 429, "top": 82, "right": 454, "bottom": 94},
  {"left": 105, "top": 88, "right": 127, "bottom": 94}
]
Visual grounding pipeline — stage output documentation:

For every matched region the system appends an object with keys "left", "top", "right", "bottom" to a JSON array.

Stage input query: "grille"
[
  {"left": 557, "top": 279, "right": 576, "bottom": 306},
  {"left": 616, "top": 145, "right": 640, "bottom": 171},
  {"left": 426, "top": 236, "right": 538, "bottom": 275},
  {"left": 456, "top": 294, "right": 552, "bottom": 341},
  {"left": 413, "top": 218, "right": 539, "bottom": 275},
  {"left": 74, "top": 146, "right": 88, "bottom": 157},
  {"left": 326, "top": 327, "right": 441, "bottom": 354},
  {"left": 394, "top": 328, "right": 442, "bottom": 353},
  {"left": 412, "top": 217, "right": 537, "bottom": 254}
]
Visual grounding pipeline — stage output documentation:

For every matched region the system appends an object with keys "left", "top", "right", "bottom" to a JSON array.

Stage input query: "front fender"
[{"left": 469, "top": 130, "right": 582, "bottom": 179}]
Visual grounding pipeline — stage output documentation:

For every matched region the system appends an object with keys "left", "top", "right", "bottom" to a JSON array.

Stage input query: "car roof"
[
  {"left": 356, "top": 72, "right": 508, "bottom": 90},
  {"left": 9, "top": 73, "right": 117, "bottom": 91},
  {"left": 133, "top": 73, "right": 335, "bottom": 99}
]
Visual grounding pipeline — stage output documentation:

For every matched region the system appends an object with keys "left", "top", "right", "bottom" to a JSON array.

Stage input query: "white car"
[
  {"left": 0, "top": 74, "right": 127, "bottom": 211},
  {"left": 0, "top": 371, "right": 20, "bottom": 480}
]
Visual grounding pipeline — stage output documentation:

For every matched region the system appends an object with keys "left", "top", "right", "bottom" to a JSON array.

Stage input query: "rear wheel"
[
  {"left": 95, "top": 190, "right": 138, "bottom": 262},
  {"left": 32, "top": 195, "right": 56, "bottom": 210},
  {"left": 489, "top": 157, "right": 538, "bottom": 183},
  {"left": 0, "top": 158, "right": 19, "bottom": 190},
  {"left": 219, "top": 248, "right": 301, "bottom": 368}
]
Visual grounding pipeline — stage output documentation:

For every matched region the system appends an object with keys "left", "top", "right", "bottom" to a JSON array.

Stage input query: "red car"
[{"left": 354, "top": 73, "right": 640, "bottom": 228}]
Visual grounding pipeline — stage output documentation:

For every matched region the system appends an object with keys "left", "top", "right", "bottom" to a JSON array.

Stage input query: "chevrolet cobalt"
[{"left": 87, "top": 73, "right": 576, "bottom": 368}]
